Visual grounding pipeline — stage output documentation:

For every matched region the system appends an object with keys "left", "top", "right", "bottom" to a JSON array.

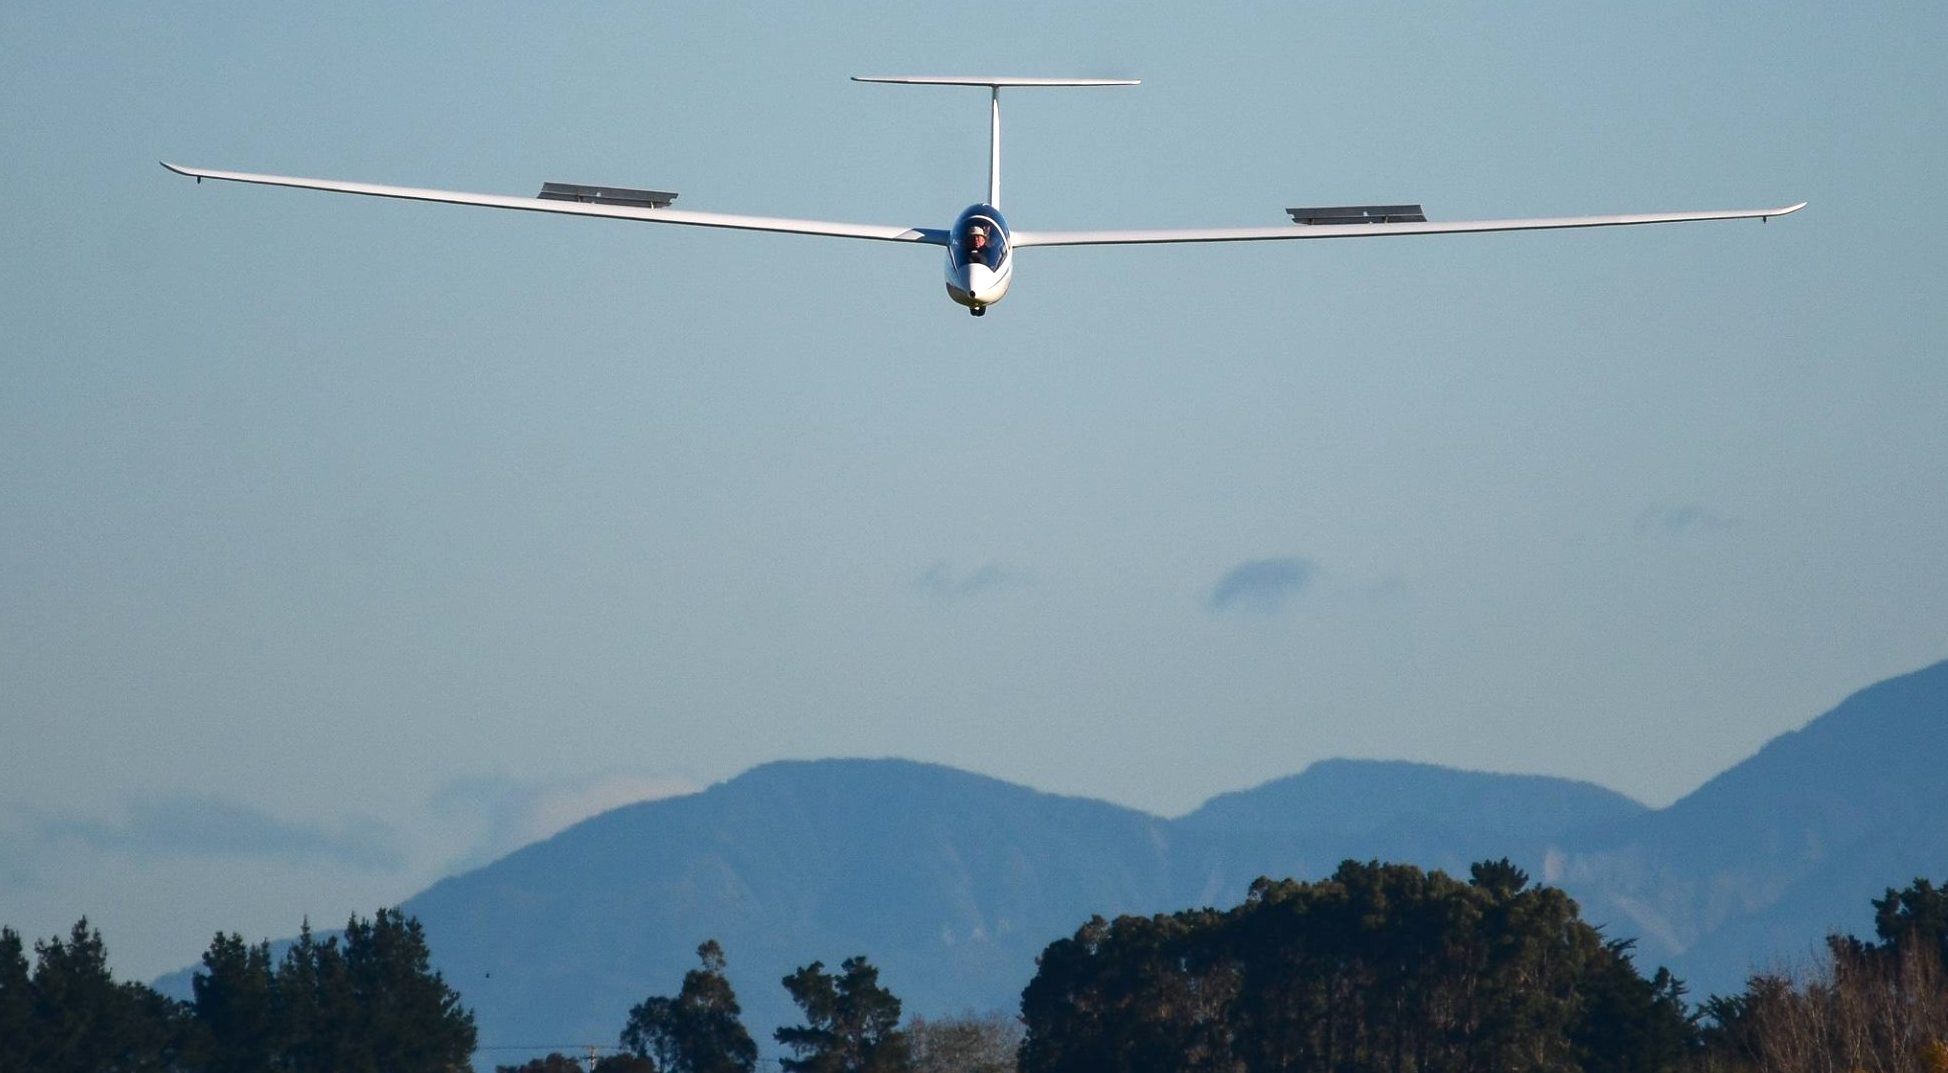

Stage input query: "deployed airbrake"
[{"left": 163, "top": 76, "right": 1803, "bottom": 317}]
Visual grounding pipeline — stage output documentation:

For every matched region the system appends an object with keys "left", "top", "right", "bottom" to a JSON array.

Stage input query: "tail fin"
[{"left": 852, "top": 76, "right": 1138, "bottom": 207}]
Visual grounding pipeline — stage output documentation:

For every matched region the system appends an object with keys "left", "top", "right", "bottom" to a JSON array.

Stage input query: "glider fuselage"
[{"left": 946, "top": 204, "right": 1011, "bottom": 315}]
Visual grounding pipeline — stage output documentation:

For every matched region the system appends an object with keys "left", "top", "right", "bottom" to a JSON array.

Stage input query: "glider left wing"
[
  {"left": 159, "top": 162, "right": 949, "bottom": 245},
  {"left": 1011, "top": 204, "right": 1807, "bottom": 247}
]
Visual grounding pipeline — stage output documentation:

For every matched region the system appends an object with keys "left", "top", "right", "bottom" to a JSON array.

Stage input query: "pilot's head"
[{"left": 970, "top": 226, "right": 988, "bottom": 249}]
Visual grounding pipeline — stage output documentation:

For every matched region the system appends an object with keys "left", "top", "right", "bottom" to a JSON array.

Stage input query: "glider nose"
[
  {"left": 945, "top": 261, "right": 978, "bottom": 307},
  {"left": 967, "top": 263, "right": 997, "bottom": 300}
]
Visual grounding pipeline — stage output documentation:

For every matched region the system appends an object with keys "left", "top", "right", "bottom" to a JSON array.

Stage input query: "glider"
[{"left": 164, "top": 76, "right": 1803, "bottom": 317}]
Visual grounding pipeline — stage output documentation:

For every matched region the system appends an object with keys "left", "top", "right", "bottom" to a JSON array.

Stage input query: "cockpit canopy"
[{"left": 951, "top": 205, "right": 1008, "bottom": 270}]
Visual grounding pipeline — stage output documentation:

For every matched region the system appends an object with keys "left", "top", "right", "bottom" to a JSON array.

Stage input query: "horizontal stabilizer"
[
  {"left": 1289, "top": 204, "right": 1426, "bottom": 225},
  {"left": 852, "top": 75, "right": 1138, "bottom": 88},
  {"left": 540, "top": 182, "right": 678, "bottom": 209}
]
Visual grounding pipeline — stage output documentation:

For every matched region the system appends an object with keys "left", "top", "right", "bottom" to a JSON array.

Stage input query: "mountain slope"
[
  {"left": 1181, "top": 758, "right": 1646, "bottom": 876},
  {"left": 150, "top": 658, "right": 1948, "bottom": 1060},
  {"left": 1545, "top": 658, "right": 1948, "bottom": 995},
  {"left": 402, "top": 759, "right": 1202, "bottom": 1055},
  {"left": 398, "top": 756, "right": 1674, "bottom": 1056}
]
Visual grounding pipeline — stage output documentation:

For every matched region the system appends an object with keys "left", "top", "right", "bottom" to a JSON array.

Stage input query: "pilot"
[{"left": 968, "top": 225, "right": 989, "bottom": 256}]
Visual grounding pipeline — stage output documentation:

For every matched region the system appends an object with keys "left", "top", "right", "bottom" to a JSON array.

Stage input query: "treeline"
[
  {"left": 1698, "top": 878, "right": 1948, "bottom": 1073},
  {"left": 8, "top": 865, "right": 1948, "bottom": 1073},
  {"left": 561, "top": 862, "right": 1948, "bottom": 1073},
  {"left": 1009, "top": 863, "right": 1948, "bottom": 1073},
  {"left": 1017, "top": 859, "right": 1691, "bottom": 1073},
  {"left": 511, "top": 942, "right": 1014, "bottom": 1073},
  {"left": 0, "top": 908, "right": 473, "bottom": 1073}
]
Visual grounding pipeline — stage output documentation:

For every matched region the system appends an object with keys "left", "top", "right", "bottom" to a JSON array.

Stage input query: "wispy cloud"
[
  {"left": 0, "top": 810, "right": 36, "bottom": 888},
  {"left": 916, "top": 561, "right": 1032, "bottom": 601},
  {"left": 1210, "top": 557, "right": 1316, "bottom": 614},
  {"left": 24, "top": 796, "right": 402, "bottom": 871},
  {"left": 432, "top": 771, "right": 700, "bottom": 872},
  {"left": 1635, "top": 502, "right": 1740, "bottom": 538}
]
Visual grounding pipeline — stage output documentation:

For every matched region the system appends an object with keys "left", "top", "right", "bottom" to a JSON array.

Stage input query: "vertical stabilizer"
[
  {"left": 989, "top": 87, "right": 1001, "bottom": 207},
  {"left": 851, "top": 76, "right": 1139, "bottom": 209}
]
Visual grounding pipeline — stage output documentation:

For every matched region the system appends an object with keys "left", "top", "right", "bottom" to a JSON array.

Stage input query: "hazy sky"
[{"left": 4, "top": 1, "right": 1945, "bottom": 982}]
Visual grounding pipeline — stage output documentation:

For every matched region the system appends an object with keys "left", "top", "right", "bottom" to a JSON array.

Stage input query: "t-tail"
[{"left": 851, "top": 77, "right": 1138, "bottom": 208}]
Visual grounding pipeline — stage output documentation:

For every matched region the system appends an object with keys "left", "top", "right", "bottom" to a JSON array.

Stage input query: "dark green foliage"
[
  {"left": 594, "top": 1055, "right": 660, "bottom": 1073},
  {"left": 1873, "top": 876, "right": 1948, "bottom": 962},
  {"left": 8, "top": 919, "right": 191, "bottom": 1073},
  {"left": 0, "top": 911, "right": 470, "bottom": 1073},
  {"left": 497, "top": 1051, "right": 656, "bottom": 1073},
  {"left": 619, "top": 939, "right": 758, "bottom": 1073},
  {"left": 270, "top": 921, "right": 351, "bottom": 1072},
  {"left": 496, "top": 1054, "right": 589, "bottom": 1073},
  {"left": 191, "top": 932, "right": 277, "bottom": 1073},
  {"left": 0, "top": 928, "right": 33, "bottom": 1072},
  {"left": 238, "top": 911, "right": 479, "bottom": 1073},
  {"left": 272, "top": 907, "right": 477, "bottom": 1073},
  {"left": 1019, "top": 860, "right": 1695, "bottom": 1073},
  {"left": 194, "top": 910, "right": 474, "bottom": 1073},
  {"left": 1017, "top": 910, "right": 1234, "bottom": 1073},
  {"left": 1572, "top": 943, "right": 1694, "bottom": 1073},
  {"left": 776, "top": 956, "right": 911, "bottom": 1073},
  {"left": 338, "top": 908, "right": 477, "bottom": 1072}
]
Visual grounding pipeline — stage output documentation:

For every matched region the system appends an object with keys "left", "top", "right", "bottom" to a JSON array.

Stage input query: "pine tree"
[
  {"left": 26, "top": 919, "right": 187, "bottom": 1073},
  {"left": 620, "top": 940, "right": 758, "bottom": 1073},
  {"left": 776, "top": 956, "right": 911, "bottom": 1073},
  {"left": 192, "top": 932, "right": 279, "bottom": 1073},
  {"left": 340, "top": 907, "right": 477, "bottom": 1073},
  {"left": 0, "top": 928, "right": 36, "bottom": 1072},
  {"left": 1873, "top": 876, "right": 1948, "bottom": 963}
]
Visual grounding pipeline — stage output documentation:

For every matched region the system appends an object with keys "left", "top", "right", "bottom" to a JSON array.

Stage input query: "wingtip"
[{"left": 159, "top": 160, "right": 192, "bottom": 176}]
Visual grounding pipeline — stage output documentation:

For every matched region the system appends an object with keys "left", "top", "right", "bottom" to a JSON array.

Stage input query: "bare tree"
[
  {"left": 906, "top": 1010, "right": 1022, "bottom": 1073},
  {"left": 1718, "top": 936, "right": 1948, "bottom": 1073}
]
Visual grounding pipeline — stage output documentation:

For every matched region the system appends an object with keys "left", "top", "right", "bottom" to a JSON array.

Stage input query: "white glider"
[{"left": 164, "top": 76, "right": 1803, "bottom": 317}]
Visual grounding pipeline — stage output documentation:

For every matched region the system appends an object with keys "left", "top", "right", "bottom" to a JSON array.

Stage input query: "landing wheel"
[{"left": 970, "top": 306, "right": 986, "bottom": 317}]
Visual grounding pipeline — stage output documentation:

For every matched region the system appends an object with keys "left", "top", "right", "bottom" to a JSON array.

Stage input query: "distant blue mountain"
[
  {"left": 1180, "top": 758, "right": 1646, "bottom": 877},
  {"left": 1541, "top": 658, "right": 1948, "bottom": 996},
  {"left": 382, "top": 757, "right": 1678, "bottom": 1061},
  {"left": 152, "top": 658, "right": 1948, "bottom": 1066},
  {"left": 398, "top": 759, "right": 1201, "bottom": 1059}
]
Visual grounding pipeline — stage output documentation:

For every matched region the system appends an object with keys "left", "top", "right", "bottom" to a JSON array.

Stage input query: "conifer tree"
[
  {"left": 620, "top": 939, "right": 758, "bottom": 1073},
  {"left": 192, "top": 932, "right": 279, "bottom": 1073},
  {"left": 776, "top": 956, "right": 911, "bottom": 1073},
  {"left": 339, "top": 907, "right": 477, "bottom": 1072},
  {"left": 0, "top": 928, "right": 37, "bottom": 1072},
  {"left": 26, "top": 919, "right": 188, "bottom": 1073}
]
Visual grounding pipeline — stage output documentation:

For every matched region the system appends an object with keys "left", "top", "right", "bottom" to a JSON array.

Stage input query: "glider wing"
[
  {"left": 160, "top": 162, "right": 949, "bottom": 245},
  {"left": 1011, "top": 204, "right": 1807, "bottom": 248}
]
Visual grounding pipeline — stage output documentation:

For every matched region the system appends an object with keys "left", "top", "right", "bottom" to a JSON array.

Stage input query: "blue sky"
[{"left": 4, "top": 1, "right": 1945, "bottom": 979}]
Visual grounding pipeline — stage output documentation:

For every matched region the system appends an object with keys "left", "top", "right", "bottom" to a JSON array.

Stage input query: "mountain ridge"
[
  {"left": 1542, "top": 657, "right": 1948, "bottom": 994},
  {"left": 151, "top": 658, "right": 1948, "bottom": 1060}
]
